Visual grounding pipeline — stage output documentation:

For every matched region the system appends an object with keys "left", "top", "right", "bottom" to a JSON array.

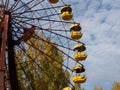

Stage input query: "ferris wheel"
[{"left": 0, "top": 0, "right": 87, "bottom": 90}]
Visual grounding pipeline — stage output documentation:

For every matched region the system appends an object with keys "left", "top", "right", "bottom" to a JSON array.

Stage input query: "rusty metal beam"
[{"left": 0, "top": 14, "right": 9, "bottom": 90}]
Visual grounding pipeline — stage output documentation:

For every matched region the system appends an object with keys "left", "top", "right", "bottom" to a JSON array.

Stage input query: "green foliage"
[{"left": 15, "top": 33, "right": 69, "bottom": 90}]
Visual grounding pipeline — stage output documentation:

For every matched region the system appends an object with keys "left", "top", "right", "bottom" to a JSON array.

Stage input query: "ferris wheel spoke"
[
  {"left": 12, "top": 19, "right": 26, "bottom": 29},
  {"left": 12, "top": 19, "right": 30, "bottom": 28},
  {"left": 14, "top": 19, "right": 70, "bottom": 32},
  {"left": 11, "top": 0, "right": 35, "bottom": 12},
  {"left": 12, "top": 5, "right": 62, "bottom": 15},
  {"left": 12, "top": 17, "right": 73, "bottom": 28},
  {"left": 11, "top": 21, "right": 28, "bottom": 41},
  {"left": 4, "top": 0, "right": 9, "bottom": 10},
  {"left": 1, "top": 0, "right": 4, "bottom": 4},
  {"left": 12, "top": 23, "right": 23, "bottom": 35},
  {"left": 11, "top": 30, "right": 20, "bottom": 40},
  {"left": 12, "top": 12, "right": 60, "bottom": 19},
  {"left": 36, "top": 18, "right": 74, "bottom": 24},
  {"left": 9, "top": 0, "right": 21, "bottom": 12},
  {"left": 0, "top": 0, "right": 4, "bottom": 8},
  {"left": 11, "top": 29, "right": 23, "bottom": 39},
  {"left": 20, "top": 0, "right": 45, "bottom": 14},
  {"left": 11, "top": 0, "right": 45, "bottom": 17},
  {"left": 15, "top": 56, "right": 35, "bottom": 90},
  {"left": 32, "top": 35, "right": 73, "bottom": 51},
  {"left": 12, "top": 26, "right": 71, "bottom": 32}
]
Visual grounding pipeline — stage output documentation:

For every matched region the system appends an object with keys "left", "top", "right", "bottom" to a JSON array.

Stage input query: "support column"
[
  {"left": 0, "top": 14, "right": 9, "bottom": 90},
  {"left": 7, "top": 12, "right": 20, "bottom": 90}
]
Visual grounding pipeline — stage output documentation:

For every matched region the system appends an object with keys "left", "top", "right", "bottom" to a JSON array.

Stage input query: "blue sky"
[{"left": 67, "top": 0, "right": 120, "bottom": 90}]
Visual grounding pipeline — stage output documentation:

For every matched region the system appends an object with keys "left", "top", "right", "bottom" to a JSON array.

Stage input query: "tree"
[
  {"left": 94, "top": 86, "right": 103, "bottom": 90},
  {"left": 15, "top": 33, "right": 69, "bottom": 90},
  {"left": 74, "top": 83, "right": 85, "bottom": 90},
  {"left": 111, "top": 81, "right": 120, "bottom": 90}
]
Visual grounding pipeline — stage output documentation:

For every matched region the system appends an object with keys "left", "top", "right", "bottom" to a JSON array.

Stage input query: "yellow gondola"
[
  {"left": 70, "top": 23, "right": 81, "bottom": 31},
  {"left": 61, "top": 5, "right": 73, "bottom": 20},
  {"left": 72, "top": 65, "right": 85, "bottom": 73},
  {"left": 72, "top": 75, "right": 87, "bottom": 84},
  {"left": 74, "top": 52, "right": 87, "bottom": 61},
  {"left": 73, "top": 43, "right": 86, "bottom": 52},
  {"left": 48, "top": 0, "right": 59, "bottom": 4},
  {"left": 61, "top": 5, "right": 72, "bottom": 13},
  {"left": 70, "top": 31, "right": 82, "bottom": 40},
  {"left": 61, "top": 11, "right": 73, "bottom": 20},
  {"left": 63, "top": 87, "right": 73, "bottom": 90}
]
